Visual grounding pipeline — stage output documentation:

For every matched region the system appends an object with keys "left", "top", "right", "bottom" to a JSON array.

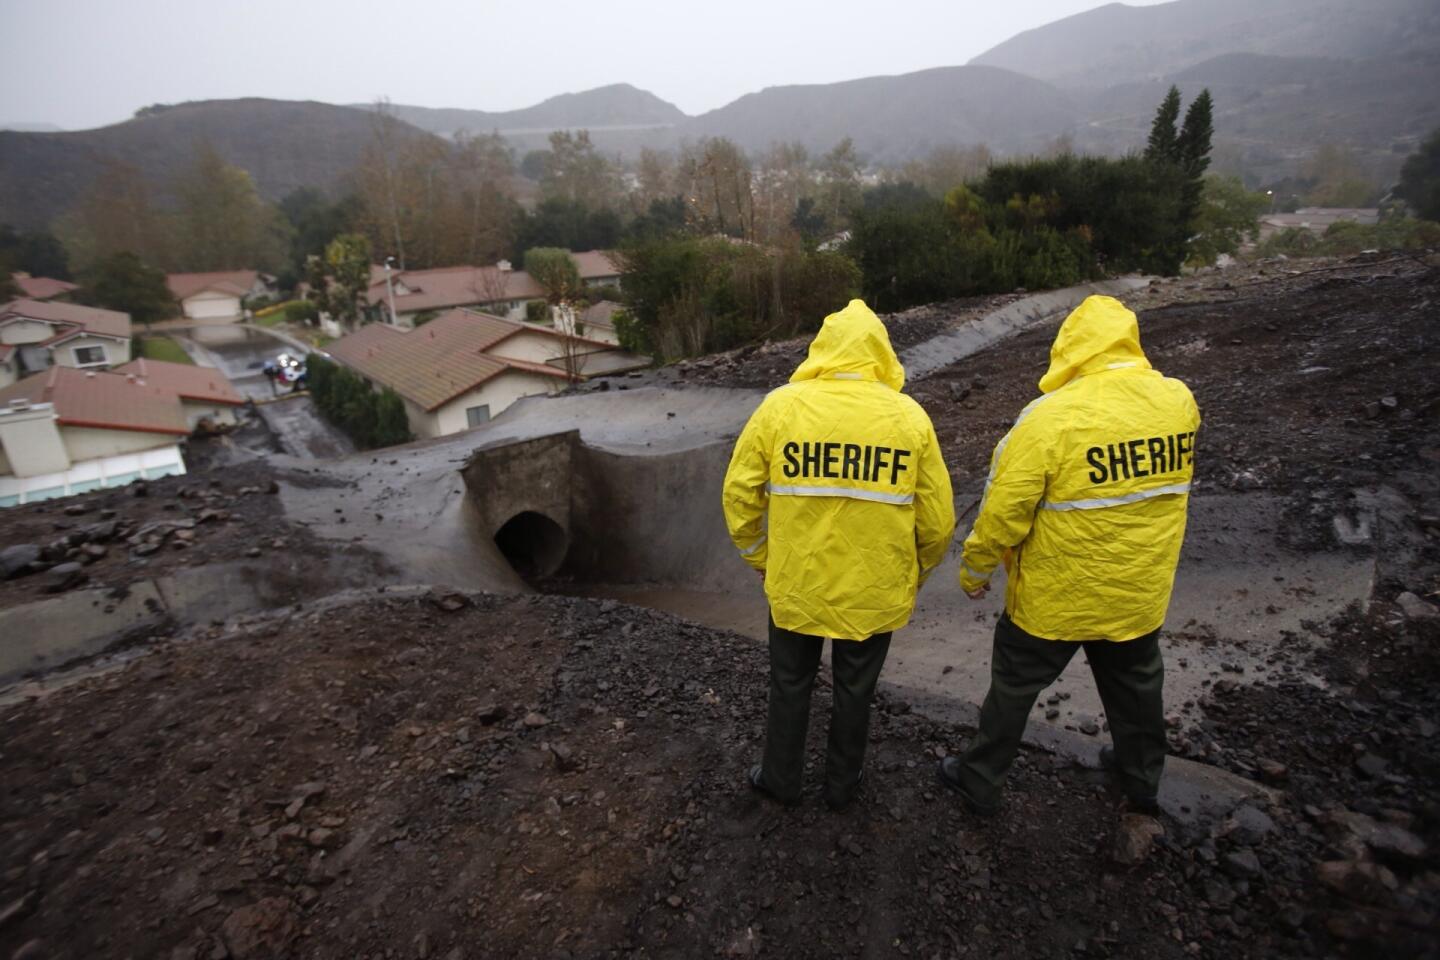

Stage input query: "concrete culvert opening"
[{"left": 494, "top": 511, "right": 569, "bottom": 581}]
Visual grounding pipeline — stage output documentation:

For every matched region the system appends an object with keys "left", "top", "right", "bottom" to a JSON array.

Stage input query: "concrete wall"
[
  {"left": 61, "top": 425, "right": 179, "bottom": 461},
  {"left": 568, "top": 441, "right": 744, "bottom": 591},
  {"left": 459, "top": 429, "right": 745, "bottom": 593},
  {"left": 462, "top": 431, "right": 576, "bottom": 540}
]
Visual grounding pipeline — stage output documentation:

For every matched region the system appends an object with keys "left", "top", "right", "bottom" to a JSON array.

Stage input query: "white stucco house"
[
  {"left": 325, "top": 308, "right": 647, "bottom": 439},
  {"left": 166, "top": 270, "right": 273, "bottom": 321},
  {"left": 0, "top": 299, "right": 133, "bottom": 388},
  {"left": 0, "top": 365, "right": 195, "bottom": 506},
  {"left": 363, "top": 251, "right": 624, "bottom": 328}
]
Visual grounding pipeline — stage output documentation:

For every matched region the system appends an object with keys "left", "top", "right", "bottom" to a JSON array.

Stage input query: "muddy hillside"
[{"left": 2, "top": 252, "right": 1438, "bottom": 959}]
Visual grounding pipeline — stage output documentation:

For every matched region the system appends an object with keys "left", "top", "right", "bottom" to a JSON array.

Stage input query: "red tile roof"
[
  {"left": 166, "top": 270, "right": 258, "bottom": 301},
  {"left": 113, "top": 358, "right": 244, "bottom": 406},
  {"left": 325, "top": 310, "right": 576, "bottom": 411},
  {"left": 11, "top": 273, "right": 79, "bottom": 300},
  {"left": 365, "top": 265, "right": 545, "bottom": 314},
  {"left": 0, "top": 298, "right": 132, "bottom": 341},
  {"left": 0, "top": 365, "right": 189, "bottom": 435},
  {"left": 571, "top": 250, "right": 622, "bottom": 279}
]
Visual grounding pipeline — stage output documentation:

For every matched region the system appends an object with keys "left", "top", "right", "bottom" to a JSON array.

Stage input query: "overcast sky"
[{"left": 1, "top": 0, "right": 1171, "bottom": 130}]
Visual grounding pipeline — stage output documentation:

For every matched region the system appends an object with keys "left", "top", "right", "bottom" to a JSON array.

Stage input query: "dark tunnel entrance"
[{"left": 494, "top": 511, "right": 570, "bottom": 581}]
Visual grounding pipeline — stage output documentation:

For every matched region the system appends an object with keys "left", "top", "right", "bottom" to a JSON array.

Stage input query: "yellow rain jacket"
[
  {"left": 959, "top": 295, "right": 1200, "bottom": 641},
  {"left": 722, "top": 300, "right": 956, "bottom": 641}
]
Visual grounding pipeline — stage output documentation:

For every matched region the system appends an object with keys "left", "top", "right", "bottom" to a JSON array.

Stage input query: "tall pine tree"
[
  {"left": 1145, "top": 86, "right": 1182, "bottom": 163},
  {"left": 1178, "top": 90, "right": 1215, "bottom": 183}
]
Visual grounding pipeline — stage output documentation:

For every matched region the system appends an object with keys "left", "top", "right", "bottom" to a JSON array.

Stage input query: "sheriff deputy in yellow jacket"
[
  {"left": 723, "top": 299, "right": 955, "bottom": 811},
  {"left": 937, "top": 295, "right": 1200, "bottom": 817}
]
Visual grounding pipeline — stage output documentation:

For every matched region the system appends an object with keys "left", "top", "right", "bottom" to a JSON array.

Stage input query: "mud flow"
[{"left": 2, "top": 255, "right": 1438, "bottom": 959}]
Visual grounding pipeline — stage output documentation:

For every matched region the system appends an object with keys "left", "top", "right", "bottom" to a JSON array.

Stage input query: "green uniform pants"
[
  {"left": 761, "top": 616, "right": 893, "bottom": 803},
  {"left": 955, "top": 613, "right": 1166, "bottom": 809}
]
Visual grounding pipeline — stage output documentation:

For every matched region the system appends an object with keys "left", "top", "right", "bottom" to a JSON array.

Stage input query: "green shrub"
[
  {"left": 525, "top": 300, "right": 551, "bottom": 324},
  {"left": 306, "top": 354, "right": 412, "bottom": 449},
  {"left": 617, "top": 236, "right": 860, "bottom": 360},
  {"left": 284, "top": 300, "right": 319, "bottom": 323}
]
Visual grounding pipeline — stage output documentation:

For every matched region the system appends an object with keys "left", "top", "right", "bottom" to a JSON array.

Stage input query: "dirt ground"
[{"left": 3, "top": 252, "right": 1439, "bottom": 958}]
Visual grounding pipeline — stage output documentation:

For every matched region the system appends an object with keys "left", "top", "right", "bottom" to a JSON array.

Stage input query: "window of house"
[
  {"left": 466, "top": 405, "right": 491, "bottom": 427},
  {"left": 72, "top": 344, "right": 107, "bottom": 366}
]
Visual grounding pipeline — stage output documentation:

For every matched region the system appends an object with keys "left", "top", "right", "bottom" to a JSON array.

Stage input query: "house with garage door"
[
  {"left": 166, "top": 270, "right": 273, "bottom": 321},
  {"left": 325, "top": 308, "right": 647, "bottom": 439},
  {"left": 0, "top": 365, "right": 194, "bottom": 506},
  {"left": 0, "top": 299, "right": 133, "bottom": 388}
]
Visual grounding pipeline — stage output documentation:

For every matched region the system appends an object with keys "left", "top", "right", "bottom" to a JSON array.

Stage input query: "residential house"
[
  {"left": 571, "top": 250, "right": 622, "bottom": 289},
  {"left": 573, "top": 300, "right": 623, "bottom": 346},
  {"left": 0, "top": 299, "right": 133, "bottom": 388},
  {"left": 365, "top": 263, "right": 545, "bottom": 327},
  {"left": 325, "top": 308, "right": 646, "bottom": 439},
  {"left": 10, "top": 272, "right": 78, "bottom": 301},
  {"left": 365, "top": 251, "right": 623, "bottom": 328},
  {"left": 0, "top": 366, "right": 193, "bottom": 506},
  {"left": 113, "top": 358, "right": 246, "bottom": 429},
  {"left": 1257, "top": 208, "right": 1380, "bottom": 243},
  {"left": 166, "top": 270, "right": 273, "bottom": 321}
]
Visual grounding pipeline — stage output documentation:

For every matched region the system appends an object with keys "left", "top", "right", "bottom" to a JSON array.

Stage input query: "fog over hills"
[
  {"left": 3, "top": 0, "right": 1437, "bottom": 230},
  {"left": 970, "top": 0, "right": 1440, "bottom": 87},
  {"left": 0, "top": 99, "right": 439, "bottom": 231},
  {"left": 371, "top": 84, "right": 687, "bottom": 139}
]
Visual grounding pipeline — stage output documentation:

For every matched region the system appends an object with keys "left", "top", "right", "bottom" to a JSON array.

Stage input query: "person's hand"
[
  {"left": 756, "top": 568, "right": 766, "bottom": 582},
  {"left": 965, "top": 581, "right": 990, "bottom": 601}
]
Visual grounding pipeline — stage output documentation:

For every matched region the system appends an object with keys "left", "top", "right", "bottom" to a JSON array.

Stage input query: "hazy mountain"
[
  {"left": 4, "top": 0, "right": 1438, "bottom": 231},
  {"left": 1075, "top": 50, "right": 1440, "bottom": 184},
  {"left": 970, "top": 0, "right": 1440, "bottom": 88},
  {"left": 0, "top": 98, "right": 438, "bottom": 231},
  {"left": 373, "top": 84, "right": 687, "bottom": 139},
  {"left": 683, "top": 66, "right": 1076, "bottom": 161}
]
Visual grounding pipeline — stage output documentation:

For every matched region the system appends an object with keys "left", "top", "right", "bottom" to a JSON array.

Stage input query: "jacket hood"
[
  {"left": 1038, "top": 295, "right": 1151, "bottom": 394},
  {"left": 790, "top": 299, "right": 905, "bottom": 391}
]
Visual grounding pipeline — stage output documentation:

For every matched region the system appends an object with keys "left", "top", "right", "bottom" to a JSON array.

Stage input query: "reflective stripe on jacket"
[
  {"left": 723, "top": 299, "right": 956, "bottom": 640},
  {"left": 959, "top": 295, "right": 1201, "bottom": 641}
]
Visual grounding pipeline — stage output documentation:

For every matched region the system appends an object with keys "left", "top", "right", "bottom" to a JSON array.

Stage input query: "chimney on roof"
[
  {"left": 85, "top": 370, "right": 96, "bottom": 378},
  {"left": 126, "top": 373, "right": 137, "bottom": 383},
  {"left": 497, "top": 259, "right": 512, "bottom": 273}
]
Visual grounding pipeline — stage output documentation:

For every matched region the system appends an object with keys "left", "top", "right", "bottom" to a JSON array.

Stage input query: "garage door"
[{"left": 185, "top": 294, "right": 241, "bottom": 320}]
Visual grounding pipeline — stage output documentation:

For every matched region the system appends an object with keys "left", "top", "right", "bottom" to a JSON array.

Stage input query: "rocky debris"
[
  {"left": 220, "top": 898, "right": 300, "bottom": 959},
  {"left": 1112, "top": 813, "right": 1164, "bottom": 865},
  {"left": 0, "top": 544, "right": 39, "bottom": 580},
  {"left": 40, "top": 561, "right": 85, "bottom": 594},
  {"left": 1325, "top": 810, "right": 1428, "bottom": 865},
  {"left": 1315, "top": 860, "right": 1399, "bottom": 905},
  {"left": 427, "top": 589, "right": 469, "bottom": 613},
  {"left": 1396, "top": 591, "right": 1438, "bottom": 620},
  {"left": 0, "top": 459, "right": 393, "bottom": 609}
]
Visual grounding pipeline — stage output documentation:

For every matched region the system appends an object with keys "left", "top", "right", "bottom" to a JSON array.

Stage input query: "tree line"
[{"left": 6, "top": 90, "right": 1440, "bottom": 358}]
